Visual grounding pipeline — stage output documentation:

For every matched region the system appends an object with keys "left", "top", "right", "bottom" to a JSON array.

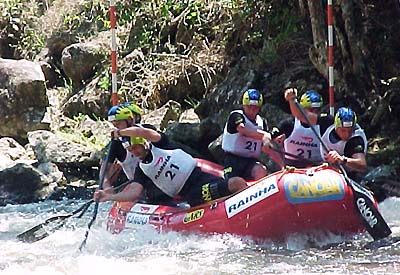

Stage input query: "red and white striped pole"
[
  {"left": 110, "top": 0, "right": 118, "bottom": 106},
  {"left": 327, "top": 0, "right": 334, "bottom": 115}
]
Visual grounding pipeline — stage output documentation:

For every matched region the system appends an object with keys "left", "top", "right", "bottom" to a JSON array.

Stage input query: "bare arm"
[
  {"left": 115, "top": 126, "right": 161, "bottom": 143},
  {"left": 236, "top": 123, "right": 271, "bottom": 141},
  {"left": 324, "top": 151, "right": 367, "bottom": 172},
  {"left": 94, "top": 182, "right": 144, "bottom": 202},
  {"left": 345, "top": 152, "right": 367, "bottom": 172},
  {"left": 102, "top": 162, "right": 122, "bottom": 193}
]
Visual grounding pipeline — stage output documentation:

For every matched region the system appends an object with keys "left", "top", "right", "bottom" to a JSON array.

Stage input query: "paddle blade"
[
  {"left": 350, "top": 179, "right": 392, "bottom": 240},
  {"left": 17, "top": 215, "right": 70, "bottom": 243},
  {"left": 17, "top": 224, "right": 50, "bottom": 243}
]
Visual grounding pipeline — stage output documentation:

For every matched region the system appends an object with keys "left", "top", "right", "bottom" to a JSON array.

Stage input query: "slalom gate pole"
[
  {"left": 110, "top": 0, "right": 118, "bottom": 106},
  {"left": 327, "top": 0, "right": 334, "bottom": 116}
]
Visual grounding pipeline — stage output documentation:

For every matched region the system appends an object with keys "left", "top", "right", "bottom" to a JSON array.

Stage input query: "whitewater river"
[{"left": 1, "top": 198, "right": 399, "bottom": 275}]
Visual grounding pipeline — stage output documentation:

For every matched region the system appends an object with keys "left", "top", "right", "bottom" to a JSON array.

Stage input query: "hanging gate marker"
[
  {"left": 327, "top": 0, "right": 334, "bottom": 116},
  {"left": 110, "top": 0, "right": 118, "bottom": 106}
]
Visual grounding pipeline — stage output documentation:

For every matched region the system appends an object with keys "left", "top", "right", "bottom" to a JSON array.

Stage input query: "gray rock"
[{"left": 0, "top": 58, "right": 49, "bottom": 142}]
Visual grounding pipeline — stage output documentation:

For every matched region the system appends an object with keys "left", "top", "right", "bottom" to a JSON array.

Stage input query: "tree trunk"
[
  {"left": 307, "top": 0, "right": 327, "bottom": 78},
  {"left": 306, "top": 0, "right": 400, "bottom": 133}
]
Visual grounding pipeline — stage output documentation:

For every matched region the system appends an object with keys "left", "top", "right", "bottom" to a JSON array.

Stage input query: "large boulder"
[
  {"left": 60, "top": 75, "right": 110, "bottom": 119},
  {"left": 60, "top": 33, "right": 111, "bottom": 119},
  {"left": 27, "top": 130, "right": 99, "bottom": 166},
  {"left": 0, "top": 58, "right": 49, "bottom": 143},
  {"left": 143, "top": 100, "right": 182, "bottom": 130},
  {"left": 61, "top": 39, "right": 108, "bottom": 90},
  {"left": 0, "top": 137, "right": 29, "bottom": 161},
  {"left": 0, "top": 163, "right": 50, "bottom": 206}
]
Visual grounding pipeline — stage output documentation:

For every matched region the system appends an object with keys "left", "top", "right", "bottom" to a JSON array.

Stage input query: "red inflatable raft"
[{"left": 106, "top": 160, "right": 368, "bottom": 241}]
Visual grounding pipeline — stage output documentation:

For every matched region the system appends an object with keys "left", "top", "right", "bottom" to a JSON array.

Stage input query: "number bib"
[
  {"left": 222, "top": 110, "right": 265, "bottom": 158},
  {"left": 139, "top": 146, "right": 197, "bottom": 197},
  {"left": 284, "top": 118, "right": 323, "bottom": 162},
  {"left": 320, "top": 124, "right": 367, "bottom": 158}
]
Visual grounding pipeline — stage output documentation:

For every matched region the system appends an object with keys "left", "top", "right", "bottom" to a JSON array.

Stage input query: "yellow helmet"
[
  {"left": 107, "top": 105, "right": 133, "bottom": 122},
  {"left": 300, "top": 90, "right": 323, "bottom": 109},
  {"left": 121, "top": 136, "right": 147, "bottom": 148},
  {"left": 124, "top": 102, "right": 142, "bottom": 116}
]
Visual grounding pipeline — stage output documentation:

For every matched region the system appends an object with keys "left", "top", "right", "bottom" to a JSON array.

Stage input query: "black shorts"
[
  {"left": 223, "top": 153, "right": 259, "bottom": 180},
  {"left": 179, "top": 167, "right": 230, "bottom": 206}
]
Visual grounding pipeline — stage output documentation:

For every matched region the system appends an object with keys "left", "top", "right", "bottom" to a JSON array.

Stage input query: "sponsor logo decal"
[
  {"left": 126, "top": 213, "right": 149, "bottom": 225},
  {"left": 301, "top": 136, "right": 314, "bottom": 143},
  {"left": 126, "top": 204, "right": 159, "bottom": 226},
  {"left": 357, "top": 198, "right": 378, "bottom": 228},
  {"left": 284, "top": 171, "right": 345, "bottom": 204},
  {"left": 289, "top": 139, "right": 318, "bottom": 147},
  {"left": 130, "top": 203, "right": 159, "bottom": 213},
  {"left": 155, "top": 155, "right": 171, "bottom": 179},
  {"left": 201, "top": 183, "right": 212, "bottom": 201},
  {"left": 350, "top": 180, "right": 375, "bottom": 201},
  {"left": 140, "top": 206, "right": 151, "bottom": 212},
  {"left": 154, "top": 156, "right": 164, "bottom": 167},
  {"left": 183, "top": 209, "right": 204, "bottom": 224},
  {"left": 225, "top": 176, "right": 279, "bottom": 218}
]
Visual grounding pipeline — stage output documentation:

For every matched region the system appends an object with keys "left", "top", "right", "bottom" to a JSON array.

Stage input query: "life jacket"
[
  {"left": 320, "top": 124, "right": 367, "bottom": 158},
  {"left": 139, "top": 145, "right": 197, "bottom": 197},
  {"left": 222, "top": 110, "right": 265, "bottom": 158},
  {"left": 284, "top": 118, "right": 323, "bottom": 163}
]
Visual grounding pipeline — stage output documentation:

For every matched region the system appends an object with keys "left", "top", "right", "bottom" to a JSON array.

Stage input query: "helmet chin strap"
[
  {"left": 125, "top": 118, "right": 135, "bottom": 128},
  {"left": 133, "top": 114, "right": 142, "bottom": 124}
]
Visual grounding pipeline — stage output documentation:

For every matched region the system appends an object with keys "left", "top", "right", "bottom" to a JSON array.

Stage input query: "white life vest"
[
  {"left": 284, "top": 118, "right": 323, "bottom": 162},
  {"left": 320, "top": 124, "right": 367, "bottom": 159},
  {"left": 139, "top": 145, "right": 197, "bottom": 197},
  {"left": 119, "top": 151, "right": 140, "bottom": 180},
  {"left": 222, "top": 110, "right": 265, "bottom": 158}
]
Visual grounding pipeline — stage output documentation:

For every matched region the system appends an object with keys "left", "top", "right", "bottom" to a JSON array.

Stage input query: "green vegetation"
[
  {"left": 55, "top": 113, "right": 109, "bottom": 151},
  {"left": 2, "top": 0, "right": 302, "bottom": 98},
  {"left": 0, "top": 0, "right": 45, "bottom": 58},
  {"left": 61, "top": 1, "right": 110, "bottom": 33},
  {"left": 184, "top": 96, "right": 200, "bottom": 109},
  {"left": 1, "top": 0, "right": 303, "bottom": 147}
]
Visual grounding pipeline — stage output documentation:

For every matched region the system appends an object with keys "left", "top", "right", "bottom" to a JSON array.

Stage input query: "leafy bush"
[{"left": 0, "top": 0, "right": 45, "bottom": 58}]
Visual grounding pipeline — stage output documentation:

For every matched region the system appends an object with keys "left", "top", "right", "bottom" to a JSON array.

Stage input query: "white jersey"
[
  {"left": 284, "top": 118, "right": 323, "bottom": 163},
  {"left": 320, "top": 124, "right": 367, "bottom": 159},
  {"left": 222, "top": 110, "right": 265, "bottom": 158},
  {"left": 139, "top": 145, "right": 197, "bottom": 197},
  {"left": 119, "top": 151, "right": 140, "bottom": 180}
]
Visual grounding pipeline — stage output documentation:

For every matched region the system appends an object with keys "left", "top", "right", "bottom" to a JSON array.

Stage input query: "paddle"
[
  {"left": 292, "top": 98, "right": 392, "bottom": 240},
  {"left": 17, "top": 199, "right": 94, "bottom": 243},
  {"left": 263, "top": 140, "right": 286, "bottom": 169},
  {"left": 268, "top": 144, "right": 321, "bottom": 167},
  {"left": 17, "top": 175, "right": 136, "bottom": 244},
  {"left": 78, "top": 141, "right": 112, "bottom": 251}
]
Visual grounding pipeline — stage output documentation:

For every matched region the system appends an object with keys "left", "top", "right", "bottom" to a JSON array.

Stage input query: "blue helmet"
[
  {"left": 300, "top": 90, "right": 323, "bottom": 108},
  {"left": 334, "top": 107, "right": 357, "bottom": 128},
  {"left": 107, "top": 105, "right": 133, "bottom": 122},
  {"left": 242, "top": 89, "right": 263, "bottom": 106}
]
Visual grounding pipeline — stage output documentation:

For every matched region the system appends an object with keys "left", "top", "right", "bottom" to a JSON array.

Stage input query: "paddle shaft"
[
  {"left": 268, "top": 144, "right": 320, "bottom": 166},
  {"left": 292, "top": 98, "right": 391, "bottom": 240},
  {"left": 79, "top": 141, "right": 113, "bottom": 251}
]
